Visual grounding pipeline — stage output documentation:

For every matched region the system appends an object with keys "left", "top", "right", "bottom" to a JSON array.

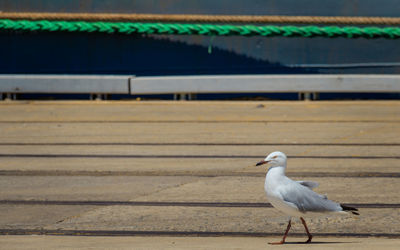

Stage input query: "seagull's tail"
[{"left": 340, "top": 204, "right": 359, "bottom": 215}]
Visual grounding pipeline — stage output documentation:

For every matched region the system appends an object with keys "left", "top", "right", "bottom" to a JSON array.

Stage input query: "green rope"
[{"left": 1, "top": 19, "right": 400, "bottom": 38}]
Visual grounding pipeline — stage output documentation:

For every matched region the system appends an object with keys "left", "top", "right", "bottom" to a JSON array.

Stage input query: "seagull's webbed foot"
[
  {"left": 268, "top": 241, "right": 285, "bottom": 245},
  {"left": 304, "top": 235, "right": 312, "bottom": 243},
  {"left": 300, "top": 217, "right": 313, "bottom": 244},
  {"left": 305, "top": 235, "right": 313, "bottom": 243}
]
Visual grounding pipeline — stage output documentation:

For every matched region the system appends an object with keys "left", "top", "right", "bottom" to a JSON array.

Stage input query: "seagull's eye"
[{"left": 272, "top": 156, "right": 277, "bottom": 159}]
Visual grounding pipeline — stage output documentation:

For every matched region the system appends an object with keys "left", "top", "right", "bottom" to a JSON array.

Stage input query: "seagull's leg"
[
  {"left": 300, "top": 217, "right": 313, "bottom": 243},
  {"left": 269, "top": 219, "right": 291, "bottom": 245}
]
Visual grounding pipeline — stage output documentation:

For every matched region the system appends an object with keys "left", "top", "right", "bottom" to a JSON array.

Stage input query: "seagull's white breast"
[{"left": 264, "top": 168, "right": 304, "bottom": 217}]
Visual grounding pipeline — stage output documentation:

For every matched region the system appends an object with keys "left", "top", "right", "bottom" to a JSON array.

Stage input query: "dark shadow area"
[
  {"left": 16, "top": 93, "right": 400, "bottom": 101},
  {"left": 319, "top": 92, "right": 400, "bottom": 100},
  {"left": 283, "top": 241, "right": 354, "bottom": 244},
  {"left": 0, "top": 32, "right": 313, "bottom": 76}
]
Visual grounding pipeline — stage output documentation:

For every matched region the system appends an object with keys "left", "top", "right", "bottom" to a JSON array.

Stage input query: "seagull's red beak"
[{"left": 256, "top": 160, "right": 269, "bottom": 166}]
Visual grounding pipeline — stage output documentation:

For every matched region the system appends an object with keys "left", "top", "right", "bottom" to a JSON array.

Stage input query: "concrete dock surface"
[
  {"left": 0, "top": 101, "right": 399, "bottom": 249},
  {"left": 2, "top": 236, "right": 400, "bottom": 250}
]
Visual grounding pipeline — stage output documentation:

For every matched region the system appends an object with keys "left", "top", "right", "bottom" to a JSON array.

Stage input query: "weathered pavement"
[
  {"left": 0, "top": 101, "right": 399, "bottom": 249},
  {"left": 1, "top": 236, "right": 400, "bottom": 250}
]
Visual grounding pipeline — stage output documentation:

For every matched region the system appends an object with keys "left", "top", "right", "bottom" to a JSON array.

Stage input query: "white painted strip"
[
  {"left": 0, "top": 74, "right": 399, "bottom": 94},
  {"left": 130, "top": 74, "right": 400, "bottom": 94},
  {"left": 0, "top": 75, "right": 132, "bottom": 94}
]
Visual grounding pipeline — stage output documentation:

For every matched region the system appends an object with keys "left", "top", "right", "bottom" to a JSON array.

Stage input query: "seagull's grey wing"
[
  {"left": 280, "top": 182, "right": 341, "bottom": 213},
  {"left": 297, "top": 181, "right": 319, "bottom": 189}
]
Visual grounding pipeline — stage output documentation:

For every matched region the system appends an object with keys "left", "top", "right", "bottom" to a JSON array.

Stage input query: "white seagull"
[{"left": 256, "top": 151, "right": 359, "bottom": 244}]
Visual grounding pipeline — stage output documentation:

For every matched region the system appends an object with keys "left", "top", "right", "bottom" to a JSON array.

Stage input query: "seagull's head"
[{"left": 256, "top": 151, "right": 287, "bottom": 168}]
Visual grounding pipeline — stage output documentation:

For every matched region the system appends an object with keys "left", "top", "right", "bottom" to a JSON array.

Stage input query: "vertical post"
[
  {"left": 299, "top": 92, "right": 318, "bottom": 101},
  {"left": 5, "top": 93, "right": 16, "bottom": 100},
  {"left": 189, "top": 93, "right": 197, "bottom": 100},
  {"left": 90, "top": 94, "right": 108, "bottom": 100},
  {"left": 180, "top": 94, "right": 187, "bottom": 101},
  {"left": 298, "top": 93, "right": 303, "bottom": 100},
  {"left": 174, "top": 93, "right": 195, "bottom": 101},
  {"left": 304, "top": 93, "right": 312, "bottom": 100}
]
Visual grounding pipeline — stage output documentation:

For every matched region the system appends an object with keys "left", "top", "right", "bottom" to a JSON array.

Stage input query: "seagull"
[{"left": 256, "top": 151, "right": 359, "bottom": 244}]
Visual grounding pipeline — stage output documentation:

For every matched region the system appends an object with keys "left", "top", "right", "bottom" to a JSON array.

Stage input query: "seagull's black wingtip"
[{"left": 340, "top": 204, "right": 359, "bottom": 215}]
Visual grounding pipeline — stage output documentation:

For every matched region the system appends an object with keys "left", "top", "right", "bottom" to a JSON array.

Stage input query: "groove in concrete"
[
  {"left": 1, "top": 200, "right": 399, "bottom": 208},
  {"left": 1, "top": 170, "right": 399, "bottom": 178},
  {"left": 1, "top": 154, "right": 399, "bottom": 159},
  {"left": 0, "top": 120, "right": 400, "bottom": 123},
  {"left": 0, "top": 229, "right": 399, "bottom": 238},
  {"left": 1, "top": 142, "right": 400, "bottom": 146}
]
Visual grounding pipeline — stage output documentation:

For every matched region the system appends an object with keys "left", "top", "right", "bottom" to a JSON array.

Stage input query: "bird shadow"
[{"left": 282, "top": 241, "right": 354, "bottom": 245}]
